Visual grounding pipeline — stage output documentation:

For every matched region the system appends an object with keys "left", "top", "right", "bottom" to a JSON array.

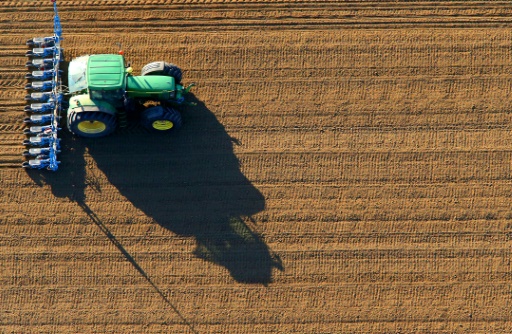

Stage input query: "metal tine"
[
  {"left": 23, "top": 125, "right": 54, "bottom": 136},
  {"left": 26, "top": 36, "right": 57, "bottom": 48},
  {"left": 23, "top": 147, "right": 51, "bottom": 158},
  {"left": 24, "top": 102, "right": 56, "bottom": 113},
  {"left": 25, "top": 69, "right": 62, "bottom": 80},
  {"left": 22, "top": 158, "right": 52, "bottom": 169},
  {"left": 22, "top": 134, "right": 57, "bottom": 147},
  {"left": 24, "top": 114, "right": 55, "bottom": 125},
  {"left": 26, "top": 58, "right": 55, "bottom": 70},
  {"left": 25, "top": 92, "right": 54, "bottom": 102},
  {"left": 25, "top": 46, "right": 62, "bottom": 58},
  {"left": 25, "top": 80, "right": 54, "bottom": 91}
]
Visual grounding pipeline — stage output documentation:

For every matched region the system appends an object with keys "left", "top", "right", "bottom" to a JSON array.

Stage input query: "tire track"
[{"left": 3, "top": 1, "right": 512, "bottom": 31}]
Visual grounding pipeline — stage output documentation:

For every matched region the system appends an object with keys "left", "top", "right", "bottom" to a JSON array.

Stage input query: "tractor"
[
  {"left": 22, "top": 0, "right": 194, "bottom": 170},
  {"left": 66, "top": 54, "right": 194, "bottom": 138}
]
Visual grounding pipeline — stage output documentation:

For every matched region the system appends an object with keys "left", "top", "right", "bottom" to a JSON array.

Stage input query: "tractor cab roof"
[{"left": 87, "top": 54, "right": 125, "bottom": 91}]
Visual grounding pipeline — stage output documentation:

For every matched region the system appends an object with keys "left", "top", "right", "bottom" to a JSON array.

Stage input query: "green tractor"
[
  {"left": 23, "top": 1, "right": 195, "bottom": 170},
  {"left": 67, "top": 54, "right": 194, "bottom": 138}
]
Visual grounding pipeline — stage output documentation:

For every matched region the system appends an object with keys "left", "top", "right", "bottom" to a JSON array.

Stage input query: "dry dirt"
[{"left": 1, "top": 1, "right": 512, "bottom": 333}]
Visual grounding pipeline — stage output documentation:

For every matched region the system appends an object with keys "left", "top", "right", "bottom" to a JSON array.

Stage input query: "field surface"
[{"left": 1, "top": 1, "right": 512, "bottom": 333}]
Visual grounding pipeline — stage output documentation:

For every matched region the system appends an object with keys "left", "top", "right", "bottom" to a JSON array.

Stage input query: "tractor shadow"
[{"left": 26, "top": 94, "right": 282, "bottom": 285}]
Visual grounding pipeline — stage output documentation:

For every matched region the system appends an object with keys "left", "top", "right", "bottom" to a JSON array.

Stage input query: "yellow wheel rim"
[
  {"left": 152, "top": 120, "right": 174, "bottom": 130},
  {"left": 77, "top": 120, "right": 107, "bottom": 134}
]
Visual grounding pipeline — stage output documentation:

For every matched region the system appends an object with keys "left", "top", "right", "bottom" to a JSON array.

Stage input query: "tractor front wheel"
[
  {"left": 67, "top": 111, "right": 117, "bottom": 138},
  {"left": 141, "top": 106, "right": 182, "bottom": 132}
]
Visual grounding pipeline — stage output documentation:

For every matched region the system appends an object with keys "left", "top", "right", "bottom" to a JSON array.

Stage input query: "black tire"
[
  {"left": 141, "top": 106, "right": 182, "bottom": 132},
  {"left": 67, "top": 111, "right": 117, "bottom": 138},
  {"left": 141, "top": 61, "right": 182, "bottom": 84}
]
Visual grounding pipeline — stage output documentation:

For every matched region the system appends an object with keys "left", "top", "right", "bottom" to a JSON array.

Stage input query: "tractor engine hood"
[{"left": 125, "top": 75, "right": 177, "bottom": 100}]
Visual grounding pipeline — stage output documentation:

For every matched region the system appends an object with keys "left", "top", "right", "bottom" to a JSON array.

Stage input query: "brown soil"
[{"left": 1, "top": 1, "right": 512, "bottom": 333}]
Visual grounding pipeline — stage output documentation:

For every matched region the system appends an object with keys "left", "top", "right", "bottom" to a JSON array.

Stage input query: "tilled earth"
[{"left": 1, "top": 1, "right": 512, "bottom": 333}]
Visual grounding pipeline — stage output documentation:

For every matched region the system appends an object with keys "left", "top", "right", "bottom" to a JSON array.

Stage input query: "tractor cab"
[
  {"left": 87, "top": 54, "right": 125, "bottom": 107},
  {"left": 68, "top": 54, "right": 126, "bottom": 107}
]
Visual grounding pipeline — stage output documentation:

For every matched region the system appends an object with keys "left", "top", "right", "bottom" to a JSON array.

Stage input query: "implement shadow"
[{"left": 27, "top": 94, "right": 282, "bottom": 285}]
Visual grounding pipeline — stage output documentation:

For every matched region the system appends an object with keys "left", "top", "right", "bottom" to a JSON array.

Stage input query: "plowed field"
[{"left": 2, "top": 1, "right": 512, "bottom": 333}]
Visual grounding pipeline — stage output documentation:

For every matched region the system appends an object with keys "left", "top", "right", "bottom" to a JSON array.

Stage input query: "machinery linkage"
[{"left": 22, "top": 0, "right": 63, "bottom": 171}]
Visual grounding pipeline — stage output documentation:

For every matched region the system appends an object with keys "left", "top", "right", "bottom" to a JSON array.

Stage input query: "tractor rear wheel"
[
  {"left": 67, "top": 111, "right": 117, "bottom": 138},
  {"left": 141, "top": 61, "right": 182, "bottom": 84},
  {"left": 141, "top": 106, "right": 182, "bottom": 132}
]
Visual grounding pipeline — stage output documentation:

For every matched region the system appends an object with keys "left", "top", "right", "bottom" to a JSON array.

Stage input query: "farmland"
[{"left": 1, "top": 1, "right": 512, "bottom": 333}]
